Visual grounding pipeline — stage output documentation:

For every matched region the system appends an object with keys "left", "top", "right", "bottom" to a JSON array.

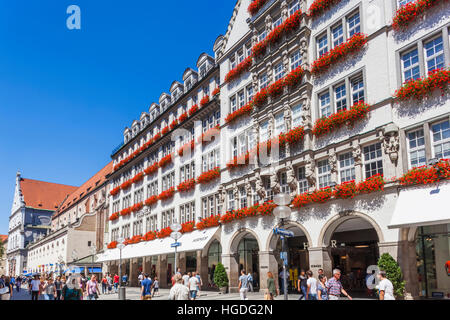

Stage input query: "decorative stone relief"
[
  {"left": 265, "top": 15, "right": 273, "bottom": 34},
  {"left": 255, "top": 171, "right": 267, "bottom": 200},
  {"left": 352, "top": 143, "right": 362, "bottom": 166},
  {"left": 301, "top": 95, "right": 312, "bottom": 129},
  {"left": 270, "top": 171, "right": 281, "bottom": 194},
  {"left": 381, "top": 124, "right": 400, "bottom": 165},
  {"left": 284, "top": 104, "right": 292, "bottom": 133},
  {"left": 305, "top": 156, "right": 316, "bottom": 189},
  {"left": 300, "top": 39, "right": 309, "bottom": 68},
  {"left": 268, "top": 113, "right": 275, "bottom": 139},
  {"left": 329, "top": 149, "right": 338, "bottom": 173},
  {"left": 286, "top": 164, "right": 298, "bottom": 197}
]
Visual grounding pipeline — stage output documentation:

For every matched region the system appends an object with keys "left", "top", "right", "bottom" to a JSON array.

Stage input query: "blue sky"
[{"left": 0, "top": 0, "right": 234, "bottom": 235}]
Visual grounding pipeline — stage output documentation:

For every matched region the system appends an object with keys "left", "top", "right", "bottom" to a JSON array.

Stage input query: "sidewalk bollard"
[{"left": 119, "top": 287, "right": 126, "bottom": 300}]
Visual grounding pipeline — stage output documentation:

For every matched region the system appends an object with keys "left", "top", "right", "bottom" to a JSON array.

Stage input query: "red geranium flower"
[
  {"left": 197, "top": 167, "right": 221, "bottom": 185},
  {"left": 159, "top": 154, "right": 173, "bottom": 168}
]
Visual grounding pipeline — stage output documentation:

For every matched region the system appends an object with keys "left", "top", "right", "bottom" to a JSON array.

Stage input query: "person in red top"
[
  {"left": 446, "top": 261, "right": 450, "bottom": 276},
  {"left": 113, "top": 274, "right": 119, "bottom": 293}
]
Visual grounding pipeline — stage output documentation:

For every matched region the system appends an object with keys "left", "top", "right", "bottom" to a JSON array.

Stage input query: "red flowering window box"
[
  {"left": 252, "top": 40, "right": 268, "bottom": 58},
  {"left": 177, "top": 178, "right": 196, "bottom": 193},
  {"left": 109, "top": 212, "right": 120, "bottom": 221},
  {"left": 110, "top": 186, "right": 120, "bottom": 196},
  {"left": 267, "top": 79, "right": 285, "bottom": 98},
  {"left": 159, "top": 154, "right": 173, "bottom": 168},
  {"left": 198, "top": 125, "right": 220, "bottom": 145},
  {"left": 107, "top": 241, "right": 118, "bottom": 249},
  {"left": 144, "top": 162, "right": 159, "bottom": 176},
  {"left": 131, "top": 172, "right": 144, "bottom": 184},
  {"left": 333, "top": 181, "right": 357, "bottom": 199},
  {"left": 144, "top": 195, "right": 158, "bottom": 207},
  {"left": 200, "top": 95, "right": 210, "bottom": 107},
  {"left": 225, "top": 56, "right": 253, "bottom": 83},
  {"left": 212, "top": 87, "right": 220, "bottom": 96},
  {"left": 253, "top": 88, "right": 268, "bottom": 107},
  {"left": 161, "top": 126, "right": 169, "bottom": 135},
  {"left": 256, "top": 201, "right": 277, "bottom": 216},
  {"left": 308, "top": 0, "right": 342, "bottom": 18},
  {"left": 181, "top": 221, "right": 195, "bottom": 234},
  {"left": 188, "top": 104, "right": 199, "bottom": 116},
  {"left": 225, "top": 102, "right": 253, "bottom": 124},
  {"left": 399, "top": 160, "right": 450, "bottom": 186},
  {"left": 284, "top": 66, "right": 305, "bottom": 88},
  {"left": 311, "top": 33, "right": 368, "bottom": 75},
  {"left": 120, "top": 180, "right": 132, "bottom": 191},
  {"left": 170, "top": 119, "right": 179, "bottom": 130},
  {"left": 309, "top": 188, "right": 333, "bottom": 203},
  {"left": 248, "top": 0, "right": 268, "bottom": 16},
  {"left": 143, "top": 231, "right": 157, "bottom": 241},
  {"left": 357, "top": 174, "right": 385, "bottom": 194},
  {"left": 157, "top": 227, "right": 173, "bottom": 239},
  {"left": 393, "top": 0, "right": 444, "bottom": 31},
  {"left": 131, "top": 202, "right": 143, "bottom": 213},
  {"left": 153, "top": 132, "right": 162, "bottom": 141},
  {"left": 312, "top": 102, "right": 371, "bottom": 137},
  {"left": 196, "top": 215, "right": 221, "bottom": 230},
  {"left": 178, "top": 112, "right": 188, "bottom": 124},
  {"left": 293, "top": 193, "right": 312, "bottom": 208},
  {"left": 394, "top": 69, "right": 450, "bottom": 101},
  {"left": 226, "top": 151, "right": 254, "bottom": 170},
  {"left": 120, "top": 207, "right": 132, "bottom": 217},
  {"left": 197, "top": 167, "right": 221, "bottom": 185},
  {"left": 157, "top": 187, "right": 175, "bottom": 201},
  {"left": 128, "top": 235, "right": 143, "bottom": 245},
  {"left": 178, "top": 140, "right": 195, "bottom": 157}
]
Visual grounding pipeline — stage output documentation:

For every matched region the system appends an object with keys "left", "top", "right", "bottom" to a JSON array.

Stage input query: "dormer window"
[
  {"left": 200, "top": 64, "right": 207, "bottom": 77},
  {"left": 186, "top": 80, "right": 192, "bottom": 91}
]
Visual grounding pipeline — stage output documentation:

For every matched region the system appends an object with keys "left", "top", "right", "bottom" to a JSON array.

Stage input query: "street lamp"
[
  {"left": 117, "top": 237, "right": 126, "bottom": 300},
  {"left": 273, "top": 193, "right": 292, "bottom": 301},
  {"left": 170, "top": 221, "right": 182, "bottom": 277}
]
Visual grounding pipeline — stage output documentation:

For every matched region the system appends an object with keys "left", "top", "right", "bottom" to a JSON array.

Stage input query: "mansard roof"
[
  {"left": 182, "top": 68, "right": 198, "bottom": 81},
  {"left": 196, "top": 52, "right": 214, "bottom": 68},
  {"left": 169, "top": 81, "right": 183, "bottom": 93}
]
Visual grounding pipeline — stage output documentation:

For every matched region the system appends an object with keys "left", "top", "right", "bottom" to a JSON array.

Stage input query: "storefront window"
[
  {"left": 238, "top": 236, "right": 259, "bottom": 289},
  {"left": 416, "top": 224, "right": 450, "bottom": 299},
  {"left": 186, "top": 252, "right": 197, "bottom": 273},
  {"left": 208, "top": 240, "right": 222, "bottom": 286}
]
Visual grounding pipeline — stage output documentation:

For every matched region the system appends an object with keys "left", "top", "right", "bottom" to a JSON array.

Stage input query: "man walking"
[
  {"left": 247, "top": 272, "right": 254, "bottom": 292},
  {"left": 238, "top": 270, "right": 249, "bottom": 300},
  {"left": 326, "top": 269, "right": 352, "bottom": 300},
  {"left": 140, "top": 274, "right": 153, "bottom": 300},
  {"left": 377, "top": 271, "right": 395, "bottom": 300}
]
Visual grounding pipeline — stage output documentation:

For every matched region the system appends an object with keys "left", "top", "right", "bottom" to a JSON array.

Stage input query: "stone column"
[
  {"left": 157, "top": 255, "right": 168, "bottom": 288},
  {"left": 222, "top": 253, "right": 239, "bottom": 293},
  {"left": 259, "top": 251, "right": 279, "bottom": 290},
  {"left": 309, "top": 247, "right": 332, "bottom": 278},
  {"left": 178, "top": 252, "right": 186, "bottom": 273},
  {"left": 197, "top": 250, "right": 209, "bottom": 290},
  {"left": 129, "top": 258, "right": 139, "bottom": 287},
  {"left": 398, "top": 239, "right": 420, "bottom": 299}
]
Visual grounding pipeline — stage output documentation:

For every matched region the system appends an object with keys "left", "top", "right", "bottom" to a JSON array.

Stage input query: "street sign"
[
  {"left": 171, "top": 242, "right": 181, "bottom": 248},
  {"left": 273, "top": 228, "right": 295, "bottom": 238},
  {"left": 280, "top": 252, "right": 288, "bottom": 266}
]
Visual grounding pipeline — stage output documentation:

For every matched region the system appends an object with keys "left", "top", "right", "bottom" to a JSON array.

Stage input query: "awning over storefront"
[
  {"left": 97, "top": 227, "right": 220, "bottom": 263},
  {"left": 389, "top": 183, "right": 450, "bottom": 229}
]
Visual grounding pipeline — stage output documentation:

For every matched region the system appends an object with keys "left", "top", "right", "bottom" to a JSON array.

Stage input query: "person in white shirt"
[
  {"left": 306, "top": 270, "right": 318, "bottom": 300},
  {"left": 182, "top": 273, "right": 190, "bottom": 287},
  {"left": 377, "top": 271, "right": 395, "bottom": 300},
  {"left": 30, "top": 275, "right": 41, "bottom": 301},
  {"left": 188, "top": 272, "right": 200, "bottom": 300},
  {"left": 169, "top": 274, "right": 189, "bottom": 300}
]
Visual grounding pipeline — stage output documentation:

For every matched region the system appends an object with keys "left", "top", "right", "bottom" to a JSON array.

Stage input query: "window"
[
  {"left": 290, "top": 50, "right": 302, "bottom": 70},
  {"left": 424, "top": 36, "right": 445, "bottom": 72},
  {"left": 274, "top": 63, "right": 285, "bottom": 81},
  {"left": 122, "top": 195, "right": 131, "bottom": 209},
  {"left": 202, "top": 198, "right": 208, "bottom": 218},
  {"left": 274, "top": 16, "right": 282, "bottom": 28},
  {"left": 347, "top": 12, "right": 360, "bottom": 37},
  {"left": 259, "top": 30, "right": 267, "bottom": 42},
  {"left": 431, "top": 120, "right": 450, "bottom": 159},
  {"left": 259, "top": 73, "right": 269, "bottom": 89},
  {"left": 401, "top": 48, "right": 420, "bottom": 82},
  {"left": 364, "top": 143, "right": 384, "bottom": 178},
  {"left": 317, "top": 34, "right": 328, "bottom": 57},
  {"left": 247, "top": 85, "right": 254, "bottom": 102},
  {"left": 275, "top": 112, "right": 285, "bottom": 135},
  {"left": 318, "top": 160, "right": 332, "bottom": 189},
  {"left": 134, "top": 188, "right": 144, "bottom": 204},
  {"left": 334, "top": 83, "right": 347, "bottom": 112},
  {"left": 319, "top": 91, "right": 331, "bottom": 118},
  {"left": 297, "top": 167, "right": 309, "bottom": 194},
  {"left": 339, "top": 152, "right": 356, "bottom": 183},
  {"left": 289, "top": 0, "right": 300, "bottom": 15},
  {"left": 202, "top": 149, "right": 219, "bottom": 172},
  {"left": 332, "top": 24, "right": 344, "bottom": 47},
  {"left": 147, "top": 180, "right": 158, "bottom": 198},
  {"left": 238, "top": 90, "right": 245, "bottom": 108},
  {"left": 180, "top": 201, "right": 195, "bottom": 223},
  {"left": 246, "top": 42, "right": 253, "bottom": 57},
  {"left": 260, "top": 121, "right": 269, "bottom": 142},
  {"left": 228, "top": 190, "right": 235, "bottom": 211},
  {"left": 280, "top": 172, "right": 290, "bottom": 194},
  {"left": 398, "top": 0, "right": 414, "bottom": 7},
  {"left": 133, "top": 220, "right": 143, "bottom": 236},
  {"left": 407, "top": 129, "right": 426, "bottom": 168},
  {"left": 237, "top": 50, "right": 245, "bottom": 63},
  {"left": 292, "top": 103, "right": 302, "bottom": 127},
  {"left": 162, "top": 171, "right": 175, "bottom": 190},
  {"left": 230, "top": 96, "right": 237, "bottom": 113},
  {"left": 112, "top": 201, "right": 120, "bottom": 213},
  {"left": 351, "top": 76, "right": 365, "bottom": 104},
  {"left": 239, "top": 187, "right": 247, "bottom": 209},
  {"left": 121, "top": 224, "right": 131, "bottom": 239}
]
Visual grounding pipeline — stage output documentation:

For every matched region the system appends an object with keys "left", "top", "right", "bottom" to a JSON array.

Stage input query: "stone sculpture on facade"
[
  {"left": 381, "top": 124, "right": 400, "bottom": 165},
  {"left": 305, "top": 156, "right": 316, "bottom": 190},
  {"left": 255, "top": 171, "right": 267, "bottom": 200}
]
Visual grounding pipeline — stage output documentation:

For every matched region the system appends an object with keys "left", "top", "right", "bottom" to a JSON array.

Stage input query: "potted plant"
[{"left": 213, "top": 263, "right": 229, "bottom": 294}]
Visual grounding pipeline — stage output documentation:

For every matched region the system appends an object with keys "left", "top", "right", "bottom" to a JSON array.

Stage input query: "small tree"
[
  {"left": 213, "top": 262, "right": 229, "bottom": 289},
  {"left": 378, "top": 253, "right": 405, "bottom": 298}
]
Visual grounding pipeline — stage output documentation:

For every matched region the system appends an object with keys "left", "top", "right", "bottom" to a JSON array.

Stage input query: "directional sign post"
[
  {"left": 273, "top": 228, "right": 294, "bottom": 300},
  {"left": 171, "top": 242, "right": 181, "bottom": 248}
]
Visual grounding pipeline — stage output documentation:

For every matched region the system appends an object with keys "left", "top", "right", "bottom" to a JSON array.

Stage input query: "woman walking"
[
  {"left": 0, "top": 276, "right": 13, "bottom": 300},
  {"left": 30, "top": 275, "right": 41, "bottom": 301},
  {"left": 317, "top": 275, "right": 328, "bottom": 300},
  {"left": 55, "top": 276, "right": 62, "bottom": 300},
  {"left": 42, "top": 278, "right": 56, "bottom": 300},
  {"left": 101, "top": 275, "right": 108, "bottom": 294},
  {"left": 62, "top": 278, "right": 82, "bottom": 300},
  {"left": 86, "top": 275, "right": 100, "bottom": 300},
  {"left": 266, "top": 272, "right": 277, "bottom": 300}
]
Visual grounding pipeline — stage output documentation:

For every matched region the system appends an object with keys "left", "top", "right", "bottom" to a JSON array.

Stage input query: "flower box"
[
  {"left": 157, "top": 227, "right": 172, "bottom": 239},
  {"left": 144, "top": 162, "right": 159, "bottom": 176},
  {"left": 256, "top": 201, "right": 277, "bottom": 216},
  {"left": 200, "top": 95, "right": 210, "bottom": 107},
  {"left": 357, "top": 174, "right": 385, "bottom": 194},
  {"left": 253, "top": 88, "right": 268, "bottom": 107},
  {"left": 189, "top": 104, "right": 199, "bottom": 116},
  {"left": 284, "top": 66, "right": 305, "bottom": 88},
  {"left": 248, "top": 0, "right": 268, "bottom": 16},
  {"left": 311, "top": 33, "right": 368, "bottom": 75},
  {"left": 131, "top": 202, "right": 143, "bottom": 213},
  {"left": 127, "top": 235, "right": 143, "bottom": 245},
  {"left": 393, "top": 0, "right": 444, "bottom": 31},
  {"left": 144, "top": 195, "right": 158, "bottom": 207},
  {"left": 212, "top": 87, "right": 221, "bottom": 96},
  {"left": 170, "top": 119, "right": 179, "bottom": 130},
  {"left": 107, "top": 241, "right": 118, "bottom": 249},
  {"left": 161, "top": 126, "right": 169, "bottom": 135},
  {"left": 153, "top": 132, "right": 161, "bottom": 141},
  {"left": 399, "top": 159, "right": 450, "bottom": 186},
  {"left": 225, "top": 56, "right": 253, "bottom": 83},
  {"left": 143, "top": 231, "right": 157, "bottom": 241},
  {"left": 293, "top": 193, "right": 311, "bottom": 208},
  {"left": 226, "top": 151, "right": 252, "bottom": 170},
  {"left": 252, "top": 40, "right": 268, "bottom": 58},
  {"left": 225, "top": 102, "right": 253, "bottom": 124},
  {"left": 308, "top": 0, "right": 342, "bottom": 18},
  {"left": 110, "top": 186, "right": 121, "bottom": 196},
  {"left": 394, "top": 69, "right": 450, "bottom": 101},
  {"left": 197, "top": 167, "right": 221, "bottom": 184},
  {"left": 159, "top": 154, "right": 173, "bottom": 168},
  {"left": 267, "top": 78, "right": 285, "bottom": 98},
  {"left": 198, "top": 125, "right": 220, "bottom": 145},
  {"left": 157, "top": 187, "right": 175, "bottom": 201},
  {"left": 120, "top": 207, "right": 132, "bottom": 217},
  {"left": 178, "top": 112, "right": 188, "bottom": 124},
  {"left": 196, "top": 215, "right": 221, "bottom": 230},
  {"left": 109, "top": 212, "right": 120, "bottom": 221},
  {"left": 131, "top": 172, "right": 144, "bottom": 184},
  {"left": 309, "top": 188, "right": 333, "bottom": 203},
  {"left": 178, "top": 140, "right": 195, "bottom": 157},
  {"left": 120, "top": 180, "right": 132, "bottom": 191},
  {"left": 282, "top": 126, "right": 305, "bottom": 145},
  {"left": 177, "top": 178, "right": 196, "bottom": 193},
  {"left": 312, "top": 102, "right": 371, "bottom": 137},
  {"left": 181, "top": 221, "right": 195, "bottom": 234},
  {"left": 333, "top": 181, "right": 357, "bottom": 199}
]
